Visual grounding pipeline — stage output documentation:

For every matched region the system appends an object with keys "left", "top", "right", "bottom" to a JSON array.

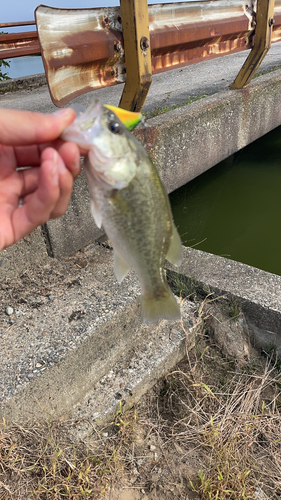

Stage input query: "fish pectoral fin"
[
  {"left": 166, "top": 222, "right": 183, "bottom": 267},
  {"left": 90, "top": 200, "right": 102, "bottom": 229},
  {"left": 114, "top": 249, "right": 131, "bottom": 283}
]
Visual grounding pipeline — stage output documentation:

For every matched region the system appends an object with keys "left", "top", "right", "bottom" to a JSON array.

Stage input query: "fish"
[{"left": 62, "top": 101, "right": 183, "bottom": 324}]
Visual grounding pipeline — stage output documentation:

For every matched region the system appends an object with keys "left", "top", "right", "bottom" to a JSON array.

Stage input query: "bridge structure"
[
  {"left": 1, "top": 0, "right": 281, "bottom": 262},
  {"left": 1, "top": 1, "right": 281, "bottom": 428}
]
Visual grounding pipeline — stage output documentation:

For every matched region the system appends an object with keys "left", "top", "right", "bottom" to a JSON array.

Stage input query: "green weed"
[
  {"left": 254, "top": 65, "right": 281, "bottom": 79},
  {"left": 144, "top": 92, "right": 207, "bottom": 118}
]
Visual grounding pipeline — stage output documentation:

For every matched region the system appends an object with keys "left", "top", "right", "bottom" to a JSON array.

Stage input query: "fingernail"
[
  {"left": 52, "top": 108, "right": 72, "bottom": 118},
  {"left": 72, "top": 156, "right": 81, "bottom": 171},
  {"left": 52, "top": 151, "right": 59, "bottom": 185},
  {"left": 57, "top": 159, "right": 67, "bottom": 175}
]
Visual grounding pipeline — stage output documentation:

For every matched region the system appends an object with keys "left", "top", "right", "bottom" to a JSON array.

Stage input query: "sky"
[
  {"left": 2, "top": 0, "right": 118, "bottom": 23},
  {"left": 2, "top": 0, "right": 190, "bottom": 24},
  {"left": 0, "top": 0, "right": 191, "bottom": 23}
]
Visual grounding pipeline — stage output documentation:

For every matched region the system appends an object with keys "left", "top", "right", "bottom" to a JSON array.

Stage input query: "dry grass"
[
  {"left": 144, "top": 334, "right": 281, "bottom": 499},
  {"left": 1, "top": 297, "right": 281, "bottom": 499},
  {"left": 0, "top": 405, "right": 139, "bottom": 499}
]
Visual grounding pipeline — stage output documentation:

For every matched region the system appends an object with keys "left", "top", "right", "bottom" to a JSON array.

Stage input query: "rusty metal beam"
[
  {"left": 118, "top": 0, "right": 152, "bottom": 112},
  {"left": 0, "top": 21, "right": 35, "bottom": 28},
  {"left": 231, "top": 0, "right": 276, "bottom": 88},
  {"left": 33, "top": 2, "right": 254, "bottom": 107},
  {"left": 0, "top": 31, "right": 40, "bottom": 58},
  {"left": 2, "top": 1, "right": 281, "bottom": 108}
]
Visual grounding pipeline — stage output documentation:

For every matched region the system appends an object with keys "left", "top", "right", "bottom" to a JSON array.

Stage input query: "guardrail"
[
  {"left": 0, "top": 21, "right": 39, "bottom": 58},
  {"left": 1, "top": 0, "right": 281, "bottom": 111}
]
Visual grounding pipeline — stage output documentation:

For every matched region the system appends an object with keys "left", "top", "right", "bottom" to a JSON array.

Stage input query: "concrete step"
[
  {"left": 0, "top": 243, "right": 194, "bottom": 427},
  {"left": 0, "top": 243, "right": 140, "bottom": 424}
]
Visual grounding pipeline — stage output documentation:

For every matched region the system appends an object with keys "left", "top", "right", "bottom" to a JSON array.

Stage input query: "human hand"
[{"left": 0, "top": 108, "right": 81, "bottom": 251}]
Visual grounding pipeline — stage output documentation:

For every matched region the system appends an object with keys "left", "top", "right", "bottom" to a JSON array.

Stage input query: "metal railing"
[
  {"left": 1, "top": 0, "right": 281, "bottom": 110},
  {"left": 0, "top": 21, "right": 39, "bottom": 58}
]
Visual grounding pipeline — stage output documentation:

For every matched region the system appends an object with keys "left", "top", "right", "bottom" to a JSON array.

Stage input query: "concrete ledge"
[
  {"left": 36, "top": 68, "right": 281, "bottom": 258},
  {"left": 0, "top": 240, "right": 195, "bottom": 428},
  {"left": 135, "top": 69, "right": 281, "bottom": 194},
  {"left": 168, "top": 246, "right": 281, "bottom": 353},
  {"left": 2, "top": 69, "right": 281, "bottom": 260},
  {"left": 0, "top": 73, "right": 46, "bottom": 92}
]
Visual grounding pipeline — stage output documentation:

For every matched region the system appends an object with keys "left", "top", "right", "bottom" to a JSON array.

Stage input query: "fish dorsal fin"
[
  {"left": 114, "top": 249, "right": 131, "bottom": 283},
  {"left": 166, "top": 222, "right": 183, "bottom": 267},
  {"left": 90, "top": 199, "right": 102, "bottom": 229}
]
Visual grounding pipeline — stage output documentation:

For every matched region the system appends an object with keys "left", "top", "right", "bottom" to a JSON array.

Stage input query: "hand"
[{"left": 0, "top": 108, "right": 81, "bottom": 251}]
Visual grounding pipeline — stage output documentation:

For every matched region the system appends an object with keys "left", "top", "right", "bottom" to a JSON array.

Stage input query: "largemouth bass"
[{"left": 62, "top": 101, "right": 183, "bottom": 324}]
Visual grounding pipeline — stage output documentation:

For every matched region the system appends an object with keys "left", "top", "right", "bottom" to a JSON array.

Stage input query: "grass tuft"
[{"left": 166, "top": 269, "right": 211, "bottom": 302}]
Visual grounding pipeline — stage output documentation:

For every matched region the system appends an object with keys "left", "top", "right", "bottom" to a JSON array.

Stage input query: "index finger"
[{"left": 0, "top": 108, "right": 76, "bottom": 147}]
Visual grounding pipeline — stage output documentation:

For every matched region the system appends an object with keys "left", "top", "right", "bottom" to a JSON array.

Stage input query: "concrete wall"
[{"left": 134, "top": 69, "right": 281, "bottom": 194}]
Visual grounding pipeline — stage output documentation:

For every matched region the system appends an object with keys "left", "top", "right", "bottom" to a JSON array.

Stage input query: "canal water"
[{"left": 169, "top": 125, "right": 281, "bottom": 276}]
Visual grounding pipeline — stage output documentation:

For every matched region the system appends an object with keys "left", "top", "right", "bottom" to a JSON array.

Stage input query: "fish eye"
[{"left": 108, "top": 121, "right": 120, "bottom": 134}]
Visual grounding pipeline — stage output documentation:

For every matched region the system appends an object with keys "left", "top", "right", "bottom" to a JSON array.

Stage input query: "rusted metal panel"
[
  {"left": 35, "top": 5, "right": 125, "bottom": 107},
  {"left": 150, "top": 17, "right": 251, "bottom": 74},
  {"left": 35, "top": 0, "right": 281, "bottom": 107},
  {"left": 0, "top": 31, "right": 40, "bottom": 58},
  {"left": 35, "top": 1, "right": 255, "bottom": 107},
  {"left": 2, "top": 1, "right": 281, "bottom": 107}
]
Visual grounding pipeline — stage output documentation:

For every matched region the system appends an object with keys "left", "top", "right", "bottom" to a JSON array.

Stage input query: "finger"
[
  {"left": 17, "top": 148, "right": 80, "bottom": 201},
  {"left": 19, "top": 168, "right": 40, "bottom": 196},
  {"left": 18, "top": 149, "right": 80, "bottom": 198},
  {"left": 12, "top": 141, "right": 81, "bottom": 177},
  {"left": 0, "top": 108, "right": 76, "bottom": 146},
  {"left": 55, "top": 141, "right": 81, "bottom": 180},
  {"left": 12, "top": 151, "right": 60, "bottom": 241},
  {"left": 40, "top": 147, "right": 74, "bottom": 219}
]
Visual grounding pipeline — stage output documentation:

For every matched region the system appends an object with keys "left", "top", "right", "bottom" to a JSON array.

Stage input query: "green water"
[{"left": 169, "top": 125, "right": 281, "bottom": 276}]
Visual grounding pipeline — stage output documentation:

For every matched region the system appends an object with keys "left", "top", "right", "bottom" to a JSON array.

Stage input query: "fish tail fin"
[{"left": 141, "top": 288, "right": 181, "bottom": 325}]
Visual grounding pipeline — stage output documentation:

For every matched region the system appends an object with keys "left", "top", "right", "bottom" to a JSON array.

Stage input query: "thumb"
[{"left": 0, "top": 108, "right": 76, "bottom": 146}]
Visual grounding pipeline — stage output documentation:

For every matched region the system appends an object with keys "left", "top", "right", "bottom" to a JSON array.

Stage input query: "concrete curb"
[
  {"left": 134, "top": 68, "right": 281, "bottom": 194},
  {"left": 0, "top": 73, "right": 46, "bottom": 92},
  {"left": 167, "top": 246, "right": 281, "bottom": 354}
]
